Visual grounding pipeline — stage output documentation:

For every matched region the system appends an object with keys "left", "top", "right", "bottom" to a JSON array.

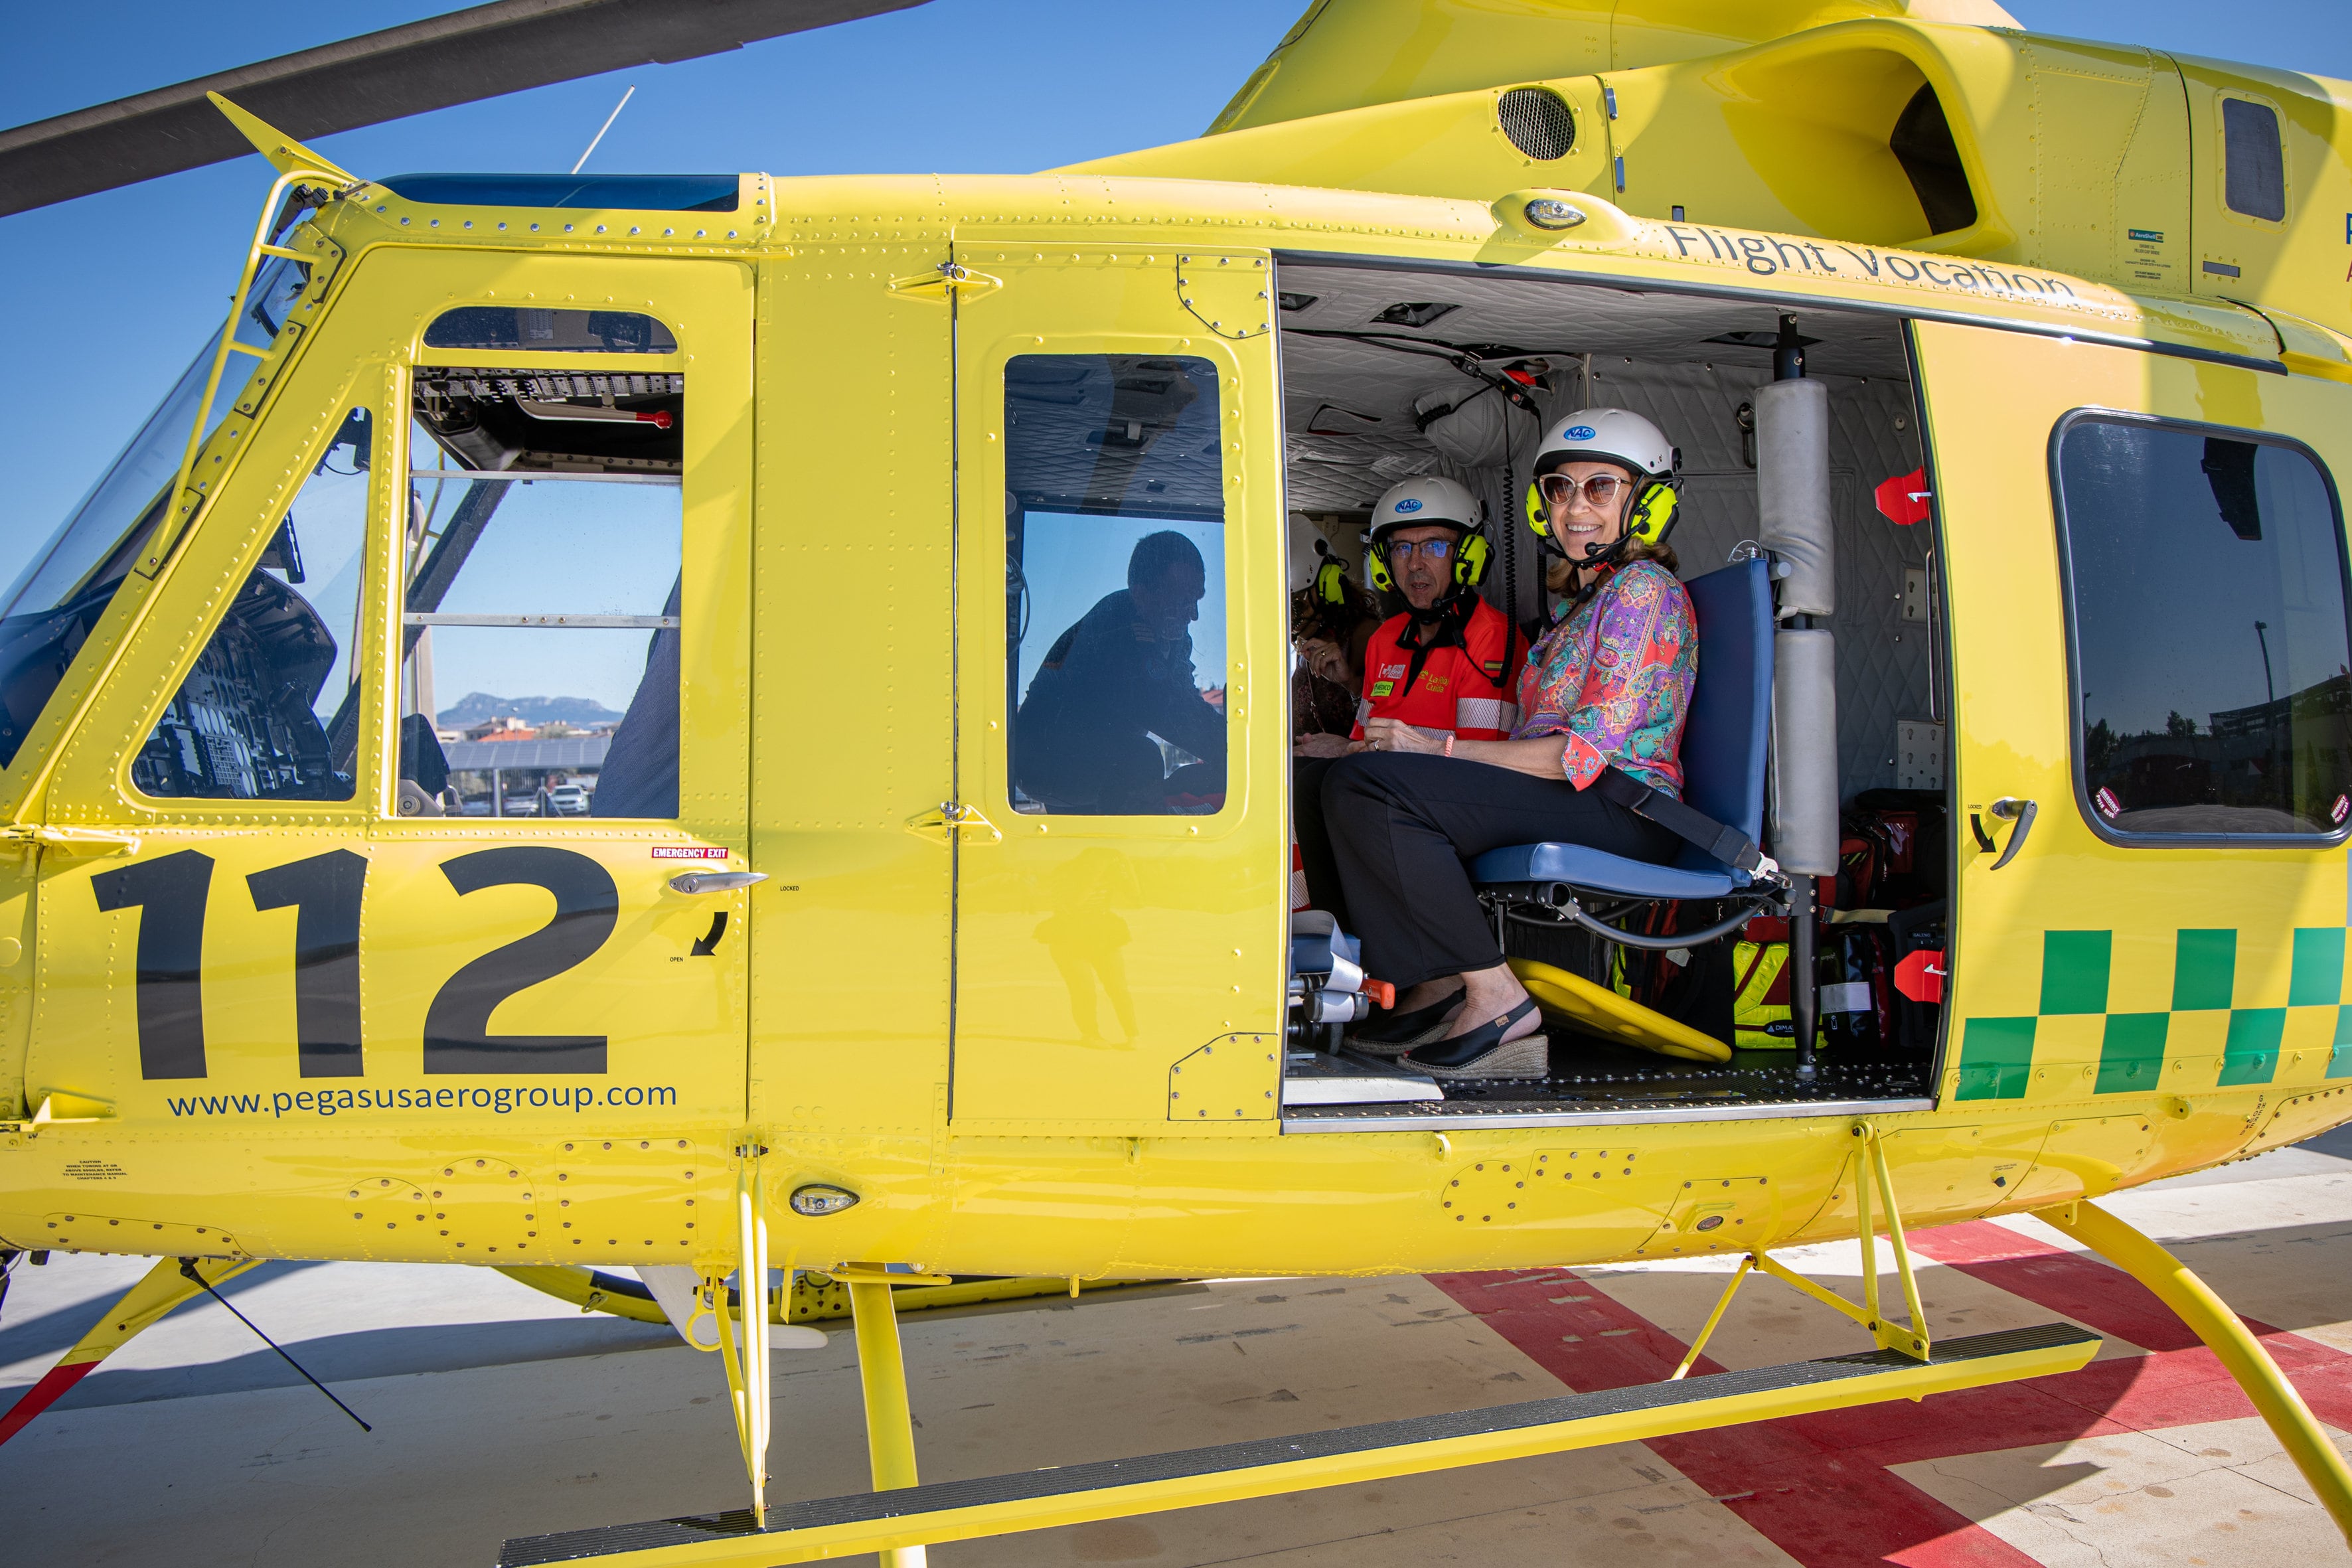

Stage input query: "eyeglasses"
[
  {"left": 1539, "top": 473, "right": 1631, "bottom": 509},
  {"left": 1383, "top": 538, "right": 1457, "bottom": 562}
]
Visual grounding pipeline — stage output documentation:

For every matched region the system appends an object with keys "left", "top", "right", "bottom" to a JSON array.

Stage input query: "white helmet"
[
  {"left": 1366, "top": 475, "right": 1482, "bottom": 545},
  {"left": 1287, "top": 512, "right": 1328, "bottom": 593},
  {"left": 1368, "top": 475, "right": 1491, "bottom": 595},
  {"left": 1530, "top": 407, "right": 1677, "bottom": 481}
]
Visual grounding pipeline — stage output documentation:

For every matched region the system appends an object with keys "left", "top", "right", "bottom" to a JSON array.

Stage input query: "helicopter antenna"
[
  {"left": 176, "top": 1259, "right": 372, "bottom": 1432},
  {"left": 570, "top": 84, "right": 635, "bottom": 175}
]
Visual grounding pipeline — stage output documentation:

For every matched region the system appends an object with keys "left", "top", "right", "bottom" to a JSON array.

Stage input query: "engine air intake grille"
[{"left": 1498, "top": 88, "right": 1576, "bottom": 161}]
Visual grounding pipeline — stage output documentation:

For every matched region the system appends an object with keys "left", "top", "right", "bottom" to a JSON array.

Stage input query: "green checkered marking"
[
  {"left": 2221, "top": 1008, "right": 2286, "bottom": 1085},
  {"left": 1963, "top": 922, "right": 2352, "bottom": 1099},
  {"left": 2292, "top": 927, "right": 2346, "bottom": 1006},
  {"left": 1956, "top": 1016, "right": 2036, "bottom": 1101},
  {"left": 2096, "top": 1012, "right": 2169, "bottom": 1095},
  {"left": 2171, "top": 929, "right": 2236, "bottom": 1010},
  {"left": 2041, "top": 931, "right": 2110, "bottom": 1015}
]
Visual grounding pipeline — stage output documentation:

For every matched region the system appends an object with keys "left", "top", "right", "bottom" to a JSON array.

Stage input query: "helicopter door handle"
[
  {"left": 668, "top": 870, "right": 767, "bottom": 895},
  {"left": 1980, "top": 797, "right": 2037, "bottom": 870}
]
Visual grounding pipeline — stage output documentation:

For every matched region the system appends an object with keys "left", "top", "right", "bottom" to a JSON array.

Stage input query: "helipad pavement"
[{"left": 3, "top": 1128, "right": 2346, "bottom": 1567}]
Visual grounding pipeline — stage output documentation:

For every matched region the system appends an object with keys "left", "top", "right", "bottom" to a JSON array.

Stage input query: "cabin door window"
[{"left": 2055, "top": 417, "right": 2352, "bottom": 840}]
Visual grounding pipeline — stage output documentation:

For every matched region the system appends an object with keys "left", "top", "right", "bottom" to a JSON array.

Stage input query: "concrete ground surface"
[{"left": 1, "top": 1129, "right": 2346, "bottom": 1567}]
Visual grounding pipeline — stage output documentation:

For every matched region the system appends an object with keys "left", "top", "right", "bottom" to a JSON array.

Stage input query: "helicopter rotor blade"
[{"left": 0, "top": 0, "right": 935, "bottom": 219}]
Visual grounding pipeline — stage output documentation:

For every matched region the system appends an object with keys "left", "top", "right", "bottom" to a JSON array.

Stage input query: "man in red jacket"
[{"left": 1293, "top": 476, "right": 1526, "bottom": 919}]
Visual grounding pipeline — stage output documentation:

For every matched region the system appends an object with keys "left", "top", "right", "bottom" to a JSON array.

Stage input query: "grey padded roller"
[
  {"left": 1757, "top": 378, "right": 1834, "bottom": 618},
  {"left": 1771, "top": 627, "right": 1840, "bottom": 875}
]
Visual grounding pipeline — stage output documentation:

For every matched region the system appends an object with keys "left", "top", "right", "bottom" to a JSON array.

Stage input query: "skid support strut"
[
  {"left": 850, "top": 1278, "right": 927, "bottom": 1568},
  {"left": 2038, "top": 1198, "right": 2352, "bottom": 1546},
  {"left": 709, "top": 1143, "right": 771, "bottom": 1514},
  {"left": 1671, "top": 1121, "right": 1930, "bottom": 1379},
  {"left": 0, "top": 1253, "right": 256, "bottom": 1446}
]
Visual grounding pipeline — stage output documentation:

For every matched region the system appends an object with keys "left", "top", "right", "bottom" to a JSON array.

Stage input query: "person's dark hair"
[{"left": 1129, "top": 530, "right": 1206, "bottom": 589}]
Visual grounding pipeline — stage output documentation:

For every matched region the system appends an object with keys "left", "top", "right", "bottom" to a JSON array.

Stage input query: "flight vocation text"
[
  {"left": 1654, "top": 224, "right": 2088, "bottom": 303},
  {"left": 165, "top": 1084, "right": 680, "bottom": 1119}
]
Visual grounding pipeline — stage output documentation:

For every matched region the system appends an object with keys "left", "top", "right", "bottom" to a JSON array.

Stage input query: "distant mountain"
[{"left": 437, "top": 692, "right": 624, "bottom": 729}]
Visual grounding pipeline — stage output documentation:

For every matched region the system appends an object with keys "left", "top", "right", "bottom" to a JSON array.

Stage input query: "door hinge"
[
  {"left": 904, "top": 801, "right": 1001, "bottom": 843},
  {"left": 888, "top": 261, "right": 1002, "bottom": 303}
]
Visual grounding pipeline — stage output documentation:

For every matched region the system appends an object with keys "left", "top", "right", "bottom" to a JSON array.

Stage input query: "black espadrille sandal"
[
  {"left": 1401, "top": 998, "right": 1548, "bottom": 1080},
  {"left": 1346, "top": 992, "right": 1464, "bottom": 1056}
]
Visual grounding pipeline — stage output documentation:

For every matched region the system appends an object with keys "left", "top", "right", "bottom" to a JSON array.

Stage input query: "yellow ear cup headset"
[
  {"left": 1366, "top": 475, "right": 1489, "bottom": 600},
  {"left": 1290, "top": 513, "right": 1359, "bottom": 607},
  {"left": 1523, "top": 407, "right": 1683, "bottom": 572},
  {"left": 1522, "top": 474, "right": 1680, "bottom": 548},
  {"left": 1312, "top": 548, "right": 1350, "bottom": 605}
]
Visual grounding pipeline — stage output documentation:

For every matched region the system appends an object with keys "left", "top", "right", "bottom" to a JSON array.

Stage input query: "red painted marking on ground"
[
  {"left": 1909, "top": 1218, "right": 2352, "bottom": 1428},
  {"left": 1907, "top": 1221, "right": 2209, "bottom": 1350},
  {"left": 1431, "top": 1269, "right": 2042, "bottom": 1568},
  {"left": 0, "top": 1359, "right": 97, "bottom": 1447},
  {"left": 1437, "top": 1223, "right": 2352, "bottom": 1567}
]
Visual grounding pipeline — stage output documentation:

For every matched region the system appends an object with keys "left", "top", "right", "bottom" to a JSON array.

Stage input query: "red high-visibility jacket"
[{"left": 1350, "top": 595, "right": 1526, "bottom": 742}]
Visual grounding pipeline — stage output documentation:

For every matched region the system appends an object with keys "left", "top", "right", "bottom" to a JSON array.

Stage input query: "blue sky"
[{"left": 3, "top": 0, "right": 2347, "bottom": 616}]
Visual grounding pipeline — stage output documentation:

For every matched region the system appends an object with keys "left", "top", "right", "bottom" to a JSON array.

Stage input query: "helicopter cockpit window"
[
  {"left": 131, "top": 406, "right": 370, "bottom": 803},
  {"left": 2057, "top": 416, "right": 2352, "bottom": 838},
  {"left": 401, "top": 363, "right": 684, "bottom": 819},
  {"left": 1005, "top": 354, "right": 1228, "bottom": 817},
  {"left": 0, "top": 254, "right": 311, "bottom": 769}
]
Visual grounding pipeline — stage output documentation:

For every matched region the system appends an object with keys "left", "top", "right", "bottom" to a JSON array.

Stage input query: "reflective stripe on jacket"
[{"left": 1350, "top": 596, "right": 1526, "bottom": 742}]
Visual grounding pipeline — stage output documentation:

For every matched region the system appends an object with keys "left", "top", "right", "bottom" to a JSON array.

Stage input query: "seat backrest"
[{"left": 1674, "top": 558, "right": 1774, "bottom": 868}]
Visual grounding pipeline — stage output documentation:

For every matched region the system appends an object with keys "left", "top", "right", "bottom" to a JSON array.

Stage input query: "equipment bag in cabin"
[{"left": 1729, "top": 913, "right": 1827, "bottom": 1051}]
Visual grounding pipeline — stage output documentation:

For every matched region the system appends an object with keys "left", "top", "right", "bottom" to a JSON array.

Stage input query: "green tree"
[{"left": 2086, "top": 717, "right": 2118, "bottom": 773}]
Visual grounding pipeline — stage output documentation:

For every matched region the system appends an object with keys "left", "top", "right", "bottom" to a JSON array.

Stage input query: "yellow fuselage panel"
[
  {"left": 1093, "top": 15, "right": 2352, "bottom": 337},
  {"left": 0, "top": 171, "right": 2343, "bottom": 1281}
]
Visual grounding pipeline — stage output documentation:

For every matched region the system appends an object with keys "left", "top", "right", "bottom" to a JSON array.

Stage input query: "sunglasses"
[
  {"left": 1383, "top": 538, "right": 1457, "bottom": 562},
  {"left": 1539, "top": 473, "right": 1632, "bottom": 509}
]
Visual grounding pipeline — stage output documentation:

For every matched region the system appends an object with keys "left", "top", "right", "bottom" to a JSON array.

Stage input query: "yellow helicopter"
[{"left": 2, "top": 1, "right": 2351, "bottom": 1561}]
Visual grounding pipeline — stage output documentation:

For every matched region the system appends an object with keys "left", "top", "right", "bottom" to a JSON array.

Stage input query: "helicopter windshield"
[{"left": 0, "top": 255, "right": 310, "bottom": 767}]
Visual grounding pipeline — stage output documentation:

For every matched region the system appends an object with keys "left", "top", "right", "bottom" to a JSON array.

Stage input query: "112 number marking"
[{"left": 94, "top": 846, "right": 620, "bottom": 1079}]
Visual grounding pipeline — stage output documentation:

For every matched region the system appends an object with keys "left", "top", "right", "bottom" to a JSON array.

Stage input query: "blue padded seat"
[{"left": 1468, "top": 557, "right": 1773, "bottom": 901}]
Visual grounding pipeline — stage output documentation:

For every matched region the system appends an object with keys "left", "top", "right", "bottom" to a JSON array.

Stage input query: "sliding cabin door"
[
  {"left": 1914, "top": 320, "right": 2352, "bottom": 1197},
  {"left": 946, "top": 244, "right": 1288, "bottom": 1133}
]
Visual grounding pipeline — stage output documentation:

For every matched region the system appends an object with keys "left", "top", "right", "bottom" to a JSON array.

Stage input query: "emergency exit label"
[{"left": 650, "top": 846, "right": 729, "bottom": 860}]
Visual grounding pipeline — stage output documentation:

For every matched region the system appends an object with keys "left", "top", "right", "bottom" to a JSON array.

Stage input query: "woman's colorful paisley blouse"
[{"left": 1511, "top": 559, "right": 1696, "bottom": 797}]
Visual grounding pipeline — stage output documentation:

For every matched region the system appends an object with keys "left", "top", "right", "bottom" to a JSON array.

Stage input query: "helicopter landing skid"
[
  {"left": 0, "top": 1252, "right": 257, "bottom": 1447},
  {"left": 2038, "top": 1198, "right": 2352, "bottom": 1544},
  {"left": 498, "top": 1322, "right": 2099, "bottom": 1567}
]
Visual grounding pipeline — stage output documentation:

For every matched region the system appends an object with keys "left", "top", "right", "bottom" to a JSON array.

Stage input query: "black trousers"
[
  {"left": 1322, "top": 751, "right": 1677, "bottom": 990},
  {"left": 1293, "top": 754, "right": 1352, "bottom": 928}
]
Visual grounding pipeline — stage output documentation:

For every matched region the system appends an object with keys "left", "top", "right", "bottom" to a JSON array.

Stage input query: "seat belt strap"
[{"left": 1591, "top": 765, "right": 1776, "bottom": 881}]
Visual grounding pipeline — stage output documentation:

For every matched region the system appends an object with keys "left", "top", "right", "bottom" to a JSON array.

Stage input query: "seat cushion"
[{"left": 1468, "top": 840, "right": 1743, "bottom": 900}]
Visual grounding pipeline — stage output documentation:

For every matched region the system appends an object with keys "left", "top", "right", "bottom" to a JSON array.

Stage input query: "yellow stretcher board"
[{"left": 1510, "top": 957, "right": 1734, "bottom": 1063}]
